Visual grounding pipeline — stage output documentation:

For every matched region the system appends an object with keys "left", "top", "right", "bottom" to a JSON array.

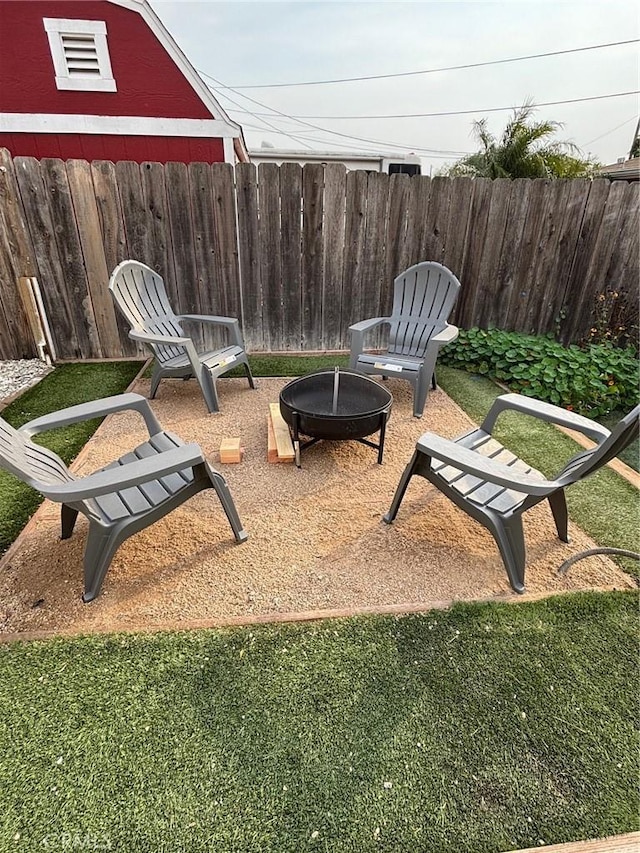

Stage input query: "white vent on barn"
[{"left": 43, "top": 18, "right": 116, "bottom": 92}]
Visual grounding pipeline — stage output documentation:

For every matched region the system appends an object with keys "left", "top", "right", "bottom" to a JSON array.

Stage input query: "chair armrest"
[
  {"left": 20, "top": 394, "right": 163, "bottom": 439},
  {"left": 481, "top": 393, "right": 611, "bottom": 444},
  {"left": 349, "top": 317, "right": 390, "bottom": 334},
  {"left": 130, "top": 330, "right": 191, "bottom": 347},
  {"left": 431, "top": 323, "right": 459, "bottom": 345},
  {"left": 178, "top": 315, "right": 243, "bottom": 347},
  {"left": 416, "top": 432, "right": 557, "bottom": 496},
  {"left": 42, "top": 444, "right": 205, "bottom": 502}
]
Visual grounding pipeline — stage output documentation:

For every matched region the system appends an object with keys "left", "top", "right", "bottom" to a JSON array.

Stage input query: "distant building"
[
  {"left": 0, "top": 0, "right": 247, "bottom": 164},
  {"left": 249, "top": 147, "right": 422, "bottom": 175},
  {"left": 597, "top": 157, "right": 640, "bottom": 182}
]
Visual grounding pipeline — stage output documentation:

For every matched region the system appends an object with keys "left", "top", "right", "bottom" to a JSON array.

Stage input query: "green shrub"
[{"left": 439, "top": 328, "right": 639, "bottom": 417}]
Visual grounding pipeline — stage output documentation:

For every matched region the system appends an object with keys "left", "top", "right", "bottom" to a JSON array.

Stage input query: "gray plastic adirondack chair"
[
  {"left": 349, "top": 261, "right": 461, "bottom": 418},
  {"left": 0, "top": 393, "right": 247, "bottom": 602},
  {"left": 384, "top": 393, "right": 640, "bottom": 593},
  {"left": 109, "top": 260, "right": 255, "bottom": 413}
]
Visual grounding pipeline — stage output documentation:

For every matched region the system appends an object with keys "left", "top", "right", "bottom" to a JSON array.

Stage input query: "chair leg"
[
  {"left": 431, "top": 370, "right": 437, "bottom": 391},
  {"left": 82, "top": 522, "right": 126, "bottom": 603},
  {"left": 61, "top": 504, "right": 78, "bottom": 540},
  {"left": 243, "top": 359, "right": 256, "bottom": 390},
  {"left": 199, "top": 369, "right": 221, "bottom": 414},
  {"left": 413, "top": 370, "right": 430, "bottom": 418},
  {"left": 548, "top": 490, "right": 569, "bottom": 543},
  {"left": 383, "top": 451, "right": 420, "bottom": 523},
  {"left": 149, "top": 364, "right": 163, "bottom": 400},
  {"left": 488, "top": 515, "right": 527, "bottom": 594},
  {"left": 206, "top": 463, "right": 248, "bottom": 543}
]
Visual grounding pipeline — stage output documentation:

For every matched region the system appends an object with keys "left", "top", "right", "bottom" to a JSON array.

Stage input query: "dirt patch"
[{"left": 0, "top": 377, "right": 634, "bottom": 637}]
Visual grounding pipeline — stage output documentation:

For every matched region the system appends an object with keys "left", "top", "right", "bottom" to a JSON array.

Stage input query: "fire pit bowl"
[{"left": 279, "top": 368, "right": 393, "bottom": 467}]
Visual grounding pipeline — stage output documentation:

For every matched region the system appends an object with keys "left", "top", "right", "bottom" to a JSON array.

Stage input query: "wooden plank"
[
  {"left": 66, "top": 158, "right": 123, "bottom": 357},
  {"left": 235, "top": 162, "right": 262, "bottom": 350},
  {"left": 42, "top": 158, "right": 98, "bottom": 356},
  {"left": 507, "top": 178, "right": 552, "bottom": 333},
  {"left": 475, "top": 178, "right": 516, "bottom": 329},
  {"left": 442, "top": 175, "right": 473, "bottom": 280},
  {"left": 219, "top": 437, "right": 243, "bottom": 464},
  {"left": 0, "top": 149, "right": 35, "bottom": 358},
  {"left": 90, "top": 159, "right": 137, "bottom": 357},
  {"left": 453, "top": 177, "right": 492, "bottom": 328},
  {"left": 267, "top": 414, "right": 279, "bottom": 463},
  {"left": 404, "top": 174, "right": 430, "bottom": 269},
  {"left": 279, "top": 162, "right": 303, "bottom": 350},
  {"left": 14, "top": 157, "right": 82, "bottom": 358},
  {"left": 559, "top": 178, "right": 611, "bottom": 342},
  {"left": 269, "top": 403, "right": 295, "bottom": 461},
  {"left": 502, "top": 831, "right": 640, "bottom": 853},
  {"left": 365, "top": 172, "right": 391, "bottom": 350},
  {"left": 258, "top": 162, "right": 283, "bottom": 351},
  {"left": 210, "top": 163, "right": 241, "bottom": 323},
  {"left": 322, "top": 163, "right": 346, "bottom": 350},
  {"left": 165, "top": 161, "right": 203, "bottom": 349},
  {"left": 115, "top": 160, "right": 147, "bottom": 261},
  {"left": 188, "top": 161, "right": 220, "bottom": 351},
  {"left": 340, "top": 169, "right": 369, "bottom": 335},
  {"left": 384, "top": 173, "right": 410, "bottom": 287},
  {"left": 141, "top": 160, "right": 176, "bottom": 305},
  {"left": 498, "top": 178, "right": 534, "bottom": 329},
  {"left": 301, "top": 163, "right": 324, "bottom": 350},
  {"left": 535, "top": 179, "right": 591, "bottom": 337},
  {"left": 422, "top": 175, "right": 451, "bottom": 264}
]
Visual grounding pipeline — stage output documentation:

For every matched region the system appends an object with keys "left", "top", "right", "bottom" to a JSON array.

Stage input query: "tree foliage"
[{"left": 443, "top": 103, "right": 599, "bottom": 179}]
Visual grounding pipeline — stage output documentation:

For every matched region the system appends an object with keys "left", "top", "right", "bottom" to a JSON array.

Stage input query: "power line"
[
  {"left": 221, "top": 90, "right": 640, "bottom": 121},
  {"left": 210, "top": 39, "right": 639, "bottom": 89},
  {"left": 206, "top": 72, "right": 471, "bottom": 155},
  {"left": 582, "top": 115, "right": 638, "bottom": 147}
]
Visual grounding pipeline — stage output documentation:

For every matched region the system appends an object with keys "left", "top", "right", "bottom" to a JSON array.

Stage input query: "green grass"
[
  {"left": 0, "top": 592, "right": 638, "bottom": 853},
  {"left": 0, "top": 362, "right": 142, "bottom": 552}
]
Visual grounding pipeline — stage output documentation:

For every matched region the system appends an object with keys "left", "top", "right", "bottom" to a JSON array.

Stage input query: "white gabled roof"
[{"left": 109, "top": 0, "right": 248, "bottom": 160}]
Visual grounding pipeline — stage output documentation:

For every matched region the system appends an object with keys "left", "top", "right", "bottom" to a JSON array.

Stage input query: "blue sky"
[{"left": 149, "top": 0, "right": 639, "bottom": 173}]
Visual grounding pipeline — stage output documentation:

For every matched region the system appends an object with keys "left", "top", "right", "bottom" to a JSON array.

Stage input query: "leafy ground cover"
[{"left": 1, "top": 592, "right": 638, "bottom": 853}]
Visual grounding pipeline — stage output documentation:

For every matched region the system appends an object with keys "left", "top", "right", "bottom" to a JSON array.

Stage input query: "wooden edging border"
[{"left": 0, "top": 585, "right": 632, "bottom": 645}]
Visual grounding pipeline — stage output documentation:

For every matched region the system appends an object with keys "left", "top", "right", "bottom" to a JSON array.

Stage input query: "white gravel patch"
[{"left": 0, "top": 359, "right": 53, "bottom": 402}]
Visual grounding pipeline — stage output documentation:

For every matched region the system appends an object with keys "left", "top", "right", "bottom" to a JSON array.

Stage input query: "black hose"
[{"left": 558, "top": 548, "right": 640, "bottom": 575}]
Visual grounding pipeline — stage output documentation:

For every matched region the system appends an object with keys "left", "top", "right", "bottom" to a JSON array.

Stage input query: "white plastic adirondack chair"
[
  {"left": 109, "top": 261, "right": 255, "bottom": 413},
  {"left": 384, "top": 394, "right": 640, "bottom": 593},
  {"left": 349, "top": 261, "right": 461, "bottom": 417},
  {"left": 0, "top": 394, "right": 247, "bottom": 602}
]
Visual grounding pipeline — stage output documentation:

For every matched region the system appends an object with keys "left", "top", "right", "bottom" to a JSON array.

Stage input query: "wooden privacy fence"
[{"left": 0, "top": 147, "right": 638, "bottom": 361}]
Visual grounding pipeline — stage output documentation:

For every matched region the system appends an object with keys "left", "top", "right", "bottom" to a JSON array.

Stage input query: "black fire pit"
[{"left": 279, "top": 368, "right": 393, "bottom": 467}]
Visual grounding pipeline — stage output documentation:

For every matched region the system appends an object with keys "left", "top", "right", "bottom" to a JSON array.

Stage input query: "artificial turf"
[{"left": 0, "top": 592, "right": 638, "bottom": 852}]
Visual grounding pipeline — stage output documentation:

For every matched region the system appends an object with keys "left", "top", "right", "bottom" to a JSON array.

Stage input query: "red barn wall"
[
  {"left": 0, "top": 0, "right": 213, "bottom": 119},
  {"left": 0, "top": 133, "right": 225, "bottom": 164}
]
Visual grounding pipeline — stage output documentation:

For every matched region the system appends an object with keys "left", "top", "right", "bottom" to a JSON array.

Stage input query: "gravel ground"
[
  {"left": 0, "top": 359, "right": 52, "bottom": 402},
  {"left": 0, "top": 375, "right": 632, "bottom": 637}
]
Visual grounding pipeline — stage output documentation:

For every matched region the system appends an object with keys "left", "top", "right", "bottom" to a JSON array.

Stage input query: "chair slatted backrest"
[
  {"left": 109, "top": 261, "right": 186, "bottom": 363},
  {"left": 556, "top": 405, "right": 640, "bottom": 487},
  {"left": 388, "top": 262, "right": 461, "bottom": 357},
  {"left": 0, "top": 417, "right": 75, "bottom": 497}
]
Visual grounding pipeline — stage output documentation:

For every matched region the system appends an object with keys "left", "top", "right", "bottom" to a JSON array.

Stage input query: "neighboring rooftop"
[{"left": 597, "top": 157, "right": 640, "bottom": 181}]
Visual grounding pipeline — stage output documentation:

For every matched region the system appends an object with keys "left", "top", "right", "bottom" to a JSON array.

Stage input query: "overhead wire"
[{"left": 212, "top": 39, "right": 640, "bottom": 89}]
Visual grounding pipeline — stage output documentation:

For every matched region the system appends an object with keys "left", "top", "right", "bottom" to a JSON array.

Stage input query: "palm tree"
[{"left": 444, "top": 103, "right": 598, "bottom": 179}]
